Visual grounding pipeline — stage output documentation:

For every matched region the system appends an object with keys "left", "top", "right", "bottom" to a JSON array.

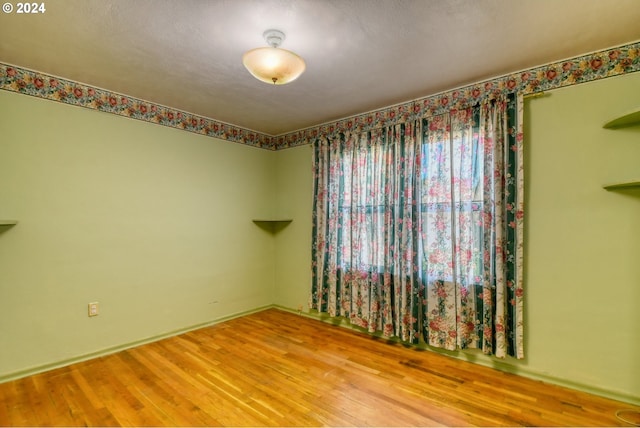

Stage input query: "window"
[{"left": 311, "top": 95, "right": 524, "bottom": 358}]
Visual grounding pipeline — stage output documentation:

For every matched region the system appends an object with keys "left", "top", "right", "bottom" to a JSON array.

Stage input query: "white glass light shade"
[{"left": 242, "top": 47, "right": 306, "bottom": 85}]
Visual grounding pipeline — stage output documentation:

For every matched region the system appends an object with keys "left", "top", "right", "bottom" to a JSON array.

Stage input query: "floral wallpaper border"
[
  {"left": 1, "top": 40, "right": 639, "bottom": 151},
  {"left": 0, "top": 65, "right": 276, "bottom": 149}
]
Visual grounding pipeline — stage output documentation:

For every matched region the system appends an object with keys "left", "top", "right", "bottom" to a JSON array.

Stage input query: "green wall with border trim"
[
  {"left": 1, "top": 70, "right": 639, "bottom": 405},
  {"left": 0, "top": 90, "right": 277, "bottom": 378},
  {"left": 273, "top": 71, "right": 640, "bottom": 404}
]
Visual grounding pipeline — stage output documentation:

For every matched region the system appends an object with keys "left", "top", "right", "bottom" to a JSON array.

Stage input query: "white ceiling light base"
[{"left": 242, "top": 29, "right": 306, "bottom": 85}]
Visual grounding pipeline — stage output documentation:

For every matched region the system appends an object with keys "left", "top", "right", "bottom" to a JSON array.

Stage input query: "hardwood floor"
[{"left": 0, "top": 308, "right": 638, "bottom": 426}]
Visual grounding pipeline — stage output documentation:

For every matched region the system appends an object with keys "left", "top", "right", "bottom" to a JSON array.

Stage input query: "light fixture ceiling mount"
[
  {"left": 242, "top": 29, "right": 306, "bottom": 85},
  {"left": 263, "top": 29, "right": 286, "bottom": 48}
]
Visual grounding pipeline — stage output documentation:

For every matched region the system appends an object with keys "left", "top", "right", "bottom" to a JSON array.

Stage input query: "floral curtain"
[{"left": 311, "top": 94, "right": 524, "bottom": 358}]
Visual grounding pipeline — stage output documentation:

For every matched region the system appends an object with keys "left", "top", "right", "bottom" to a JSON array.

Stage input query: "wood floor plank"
[{"left": 0, "top": 308, "right": 638, "bottom": 426}]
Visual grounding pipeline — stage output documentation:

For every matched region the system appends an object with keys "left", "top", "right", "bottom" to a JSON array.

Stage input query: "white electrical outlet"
[{"left": 88, "top": 302, "right": 99, "bottom": 317}]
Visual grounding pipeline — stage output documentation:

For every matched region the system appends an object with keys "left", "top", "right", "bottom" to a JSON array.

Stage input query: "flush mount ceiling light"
[{"left": 242, "top": 29, "right": 306, "bottom": 85}]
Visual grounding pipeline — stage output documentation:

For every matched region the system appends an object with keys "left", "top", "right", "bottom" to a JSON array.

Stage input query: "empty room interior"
[{"left": 1, "top": 0, "right": 640, "bottom": 426}]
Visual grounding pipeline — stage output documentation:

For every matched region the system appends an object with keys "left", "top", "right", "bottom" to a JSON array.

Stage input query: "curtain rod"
[{"left": 523, "top": 91, "right": 546, "bottom": 99}]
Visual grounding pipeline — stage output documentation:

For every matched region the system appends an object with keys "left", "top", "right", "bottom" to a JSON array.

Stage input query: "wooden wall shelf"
[
  {"left": 602, "top": 107, "right": 640, "bottom": 129},
  {"left": 602, "top": 107, "right": 639, "bottom": 190},
  {"left": 252, "top": 219, "right": 292, "bottom": 233},
  {"left": 0, "top": 220, "right": 18, "bottom": 233},
  {"left": 602, "top": 181, "right": 640, "bottom": 190}
]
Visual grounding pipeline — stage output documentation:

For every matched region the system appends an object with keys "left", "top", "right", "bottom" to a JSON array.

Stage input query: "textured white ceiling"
[{"left": 1, "top": 0, "right": 639, "bottom": 135}]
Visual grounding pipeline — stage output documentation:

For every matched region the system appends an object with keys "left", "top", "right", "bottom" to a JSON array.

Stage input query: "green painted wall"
[
  {"left": 522, "top": 72, "right": 640, "bottom": 402},
  {"left": 273, "top": 145, "right": 313, "bottom": 311},
  {"left": 273, "top": 72, "right": 640, "bottom": 404},
  {"left": 0, "top": 90, "right": 277, "bottom": 379}
]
